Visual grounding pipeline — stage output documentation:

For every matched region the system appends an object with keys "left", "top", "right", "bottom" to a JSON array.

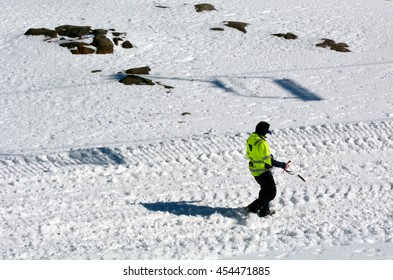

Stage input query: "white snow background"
[{"left": 1, "top": 0, "right": 393, "bottom": 260}]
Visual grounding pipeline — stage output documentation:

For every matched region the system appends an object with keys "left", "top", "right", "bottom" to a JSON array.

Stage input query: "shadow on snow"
[
  {"left": 148, "top": 74, "right": 323, "bottom": 101},
  {"left": 69, "top": 147, "right": 126, "bottom": 165},
  {"left": 141, "top": 201, "right": 246, "bottom": 221},
  {"left": 273, "top": 78, "right": 323, "bottom": 101}
]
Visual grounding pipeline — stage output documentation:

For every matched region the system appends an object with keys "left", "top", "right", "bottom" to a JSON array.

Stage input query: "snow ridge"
[{"left": 1, "top": 120, "right": 392, "bottom": 181}]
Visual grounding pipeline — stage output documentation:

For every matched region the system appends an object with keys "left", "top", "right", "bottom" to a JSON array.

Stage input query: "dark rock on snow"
[
  {"left": 119, "top": 75, "right": 155, "bottom": 86},
  {"left": 122, "top": 40, "right": 134, "bottom": 49},
  {"left": 55, "top": 25, "right": 92, "bottom": 38},
  {"left": 195, "top": 3, "right": 217, "bottom": 12},
  {"left": 272, "top": 32, "right": 298, "bottom": 40},
  {"left": 70, "top": 46, "right": 95, "bottom": 55},
  {"left": 24, "top": 25, "right": 133, "bottom": 55},
  {"left": 210, "top": 27, "right": 225, "bottom": 31},
  {"left": 125, "top": 66, "right": 151, "bottom": 75},
  {"left": 316, "top": 38, "right": 351, "bottom": 52},
  {"left": 92, "top": 34, "right": 114, "bottom": 54},
  {"left": 224, "top": 21, "right": 249, "bottom": 33},
  {"left": 24, "top": 28, "right": 57, "bottom": 38},
  {"left": 59, "top": 41, "right": 90, "bottom": 49}
]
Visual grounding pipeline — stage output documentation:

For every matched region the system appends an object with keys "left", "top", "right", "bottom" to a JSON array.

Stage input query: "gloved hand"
[{"left": 284, "top": 160, "right": 291, "bottom": 170}]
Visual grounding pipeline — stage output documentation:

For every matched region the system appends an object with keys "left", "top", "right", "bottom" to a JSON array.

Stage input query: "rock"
[
  {"left": 55, "top": 25, "right": 92, "bottom": 38},
  {"left": 224, "top": 21, "right": 248, "bottom": 33},
  {"left": 272, "top": 32, "right": 298, "bottom": 39},
  {"left": 331, "top": 44, "right": 351, "bottom": 52},
  {"left": 59, "top": 41, "right": 91, "bottom": 49},
  {"left": 93, "top": 29, "right": 108, "bottom": 36},
  {"left": 336, "top": 42, "right": 349, "bottom": 48},
  {"left": 59, "top": 41, "right": 96, "bottom": 54},
  {"left": 70, "top": 46, "right": 95, "bottom": 55},
  {"left": 24, "top": 28, "right": 57, "bottom": 38},
  {"left": 122, "top": 40, "right": 134, "bottom": 49},
  {"left": 113, "top": 37, "right": 123, "bottom": 46},
  {"left": 119, "top": 75, "right": 155, "bottom": 86},
  {"left": 125, "top": 66, "right": 151, "bottom": 75},
  {"left": 92, "top": 34, "right": 114, "bottom": 54},
  {"left": 112, "top": 32, "right": 127, "bottom": 37},
  {"left": 316, "top": 38, "right": 351, "bottom": 52},
  {"left": 284, "top": 33, "right": 298, "bottom": 39},
  {"left": 316, "top": 38, "right": 336, "bottom": 48},
  {"left": 25, "top": 25, "right": 132, "bottom": 55},
  {"left": 210, "top": 27, "right": 225, "bottom": 31},
  {"left": 195, "top": 3, "right": 217, "bottom": 12}
]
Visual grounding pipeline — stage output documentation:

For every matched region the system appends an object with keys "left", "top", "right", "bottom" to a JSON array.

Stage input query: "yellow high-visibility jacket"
[{"left": 246, "top": 133, "right": 273, "bottom": 176}]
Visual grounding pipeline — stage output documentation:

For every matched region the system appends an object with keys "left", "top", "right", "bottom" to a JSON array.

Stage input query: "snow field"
[{"left": 1, "top": 120, "right": 392, "bottom": 259}]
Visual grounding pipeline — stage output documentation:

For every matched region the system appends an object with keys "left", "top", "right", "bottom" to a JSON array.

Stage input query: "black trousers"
[{"left": 247, "top": 171, "right": 277, "bottom": 214}]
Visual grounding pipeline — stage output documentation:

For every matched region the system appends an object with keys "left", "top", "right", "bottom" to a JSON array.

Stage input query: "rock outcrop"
[{"left": 24, "top": 25, "right": 133, "bottom": 55}]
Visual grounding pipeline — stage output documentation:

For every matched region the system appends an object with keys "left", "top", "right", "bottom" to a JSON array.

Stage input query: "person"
[{"left": 245, "top": 121, "right": 289, "bottom": 217}]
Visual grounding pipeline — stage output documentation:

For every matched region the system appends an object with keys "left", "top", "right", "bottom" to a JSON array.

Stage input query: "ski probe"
[
  {"left": 285, "top": 169, "right": 306, "bottom": 182},
  {"left": 283, "top": 161, "right": 306, "bottom": 182}
]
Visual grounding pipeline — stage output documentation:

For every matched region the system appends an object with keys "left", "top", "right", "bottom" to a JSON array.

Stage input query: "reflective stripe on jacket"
[{"left": 246, "top": 133, "right": 272, "bottom": 176}]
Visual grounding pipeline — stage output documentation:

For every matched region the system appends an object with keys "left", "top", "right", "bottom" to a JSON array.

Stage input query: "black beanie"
[{"left": 255, "top": 121, "right": 270, "bottom": 136}]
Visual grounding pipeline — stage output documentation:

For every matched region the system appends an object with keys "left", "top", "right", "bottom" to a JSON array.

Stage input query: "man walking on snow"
[{"left": 245, "top": 121, "right": 289, "bottom": 217}]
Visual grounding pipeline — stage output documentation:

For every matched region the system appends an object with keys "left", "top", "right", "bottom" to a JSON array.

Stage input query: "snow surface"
[{"left": 0, "top": 0, "right": 393, "bottom": 260}]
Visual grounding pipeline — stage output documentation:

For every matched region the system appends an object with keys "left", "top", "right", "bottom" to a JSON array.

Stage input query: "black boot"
[
  {"left": 258, "top": 204, "right": 275, "bottom": 217},
  {"left": 258, "top": 209, "right": 276, "bottom": 217}
]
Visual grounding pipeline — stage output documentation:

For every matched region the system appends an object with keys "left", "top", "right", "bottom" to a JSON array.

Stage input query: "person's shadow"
[{"left": 141, "top": 201, "right": 247, "bottom": 222}]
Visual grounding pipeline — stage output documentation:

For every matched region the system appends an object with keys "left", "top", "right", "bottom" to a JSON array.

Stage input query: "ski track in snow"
[{"left": 1, "top": 120, "right": 393, "bottom": 259}]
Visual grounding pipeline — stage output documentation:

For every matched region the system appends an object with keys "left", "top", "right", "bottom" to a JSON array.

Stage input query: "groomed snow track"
[{"left": 1, "top": 120, "right": 393, "bottom": 179}]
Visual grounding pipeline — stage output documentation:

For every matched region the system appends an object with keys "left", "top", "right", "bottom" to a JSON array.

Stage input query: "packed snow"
[{"left": 1, "top": 0, "right": 393, "bottom": 260}]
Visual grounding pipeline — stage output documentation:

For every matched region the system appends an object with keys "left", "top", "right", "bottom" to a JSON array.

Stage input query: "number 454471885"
[{"left": 216, "top": 266, "right": 270, "bottom": 276}]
